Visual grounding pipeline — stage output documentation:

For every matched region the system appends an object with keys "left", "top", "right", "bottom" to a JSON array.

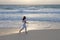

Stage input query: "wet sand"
[
  {"left": 0, "top": 29, "right": 60, "bottom": 40},
  {"left": 0, "top": 21, "right": 60, "bottom": 40}
]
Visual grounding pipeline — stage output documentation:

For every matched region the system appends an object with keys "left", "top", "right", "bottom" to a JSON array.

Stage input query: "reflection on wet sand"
[{"left": 0, "top": 21, "right": 60, "bottom": 36}]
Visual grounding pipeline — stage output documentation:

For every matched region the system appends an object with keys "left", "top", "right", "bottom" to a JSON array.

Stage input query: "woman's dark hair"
[{"left": 22, "top": 16, "right": 26, "bottom": 20}]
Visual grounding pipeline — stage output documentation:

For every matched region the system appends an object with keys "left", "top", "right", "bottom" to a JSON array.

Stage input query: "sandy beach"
[
  {"left": 0, "top": 29, "right": 60, "bottom": 40},
  {"left": 0, "top": 21, "right": 60, "bottom": 40}
]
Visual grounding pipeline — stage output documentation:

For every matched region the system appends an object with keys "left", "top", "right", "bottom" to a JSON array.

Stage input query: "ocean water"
[
  {"left": 0, "top": 5, "right": 60, "bottom": 28},
  {"left": 0, "top": 5, "right": 60, "bottom": 21}
]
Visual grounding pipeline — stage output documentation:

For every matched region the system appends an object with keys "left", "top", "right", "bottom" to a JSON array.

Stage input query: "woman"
[{"left": 19, "top": 16, "right": 27, "bottom": 34}]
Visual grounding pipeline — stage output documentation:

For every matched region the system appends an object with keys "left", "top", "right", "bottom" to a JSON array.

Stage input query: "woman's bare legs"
[
  {"left": 19, "top": 27, "right": 27, "bottom": 34},
  {"left": 25, "top": 27, "right": 27, "bottom": 34},
  {"left": 19, "top": 27, "right": 24, "bottom": 33}
]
